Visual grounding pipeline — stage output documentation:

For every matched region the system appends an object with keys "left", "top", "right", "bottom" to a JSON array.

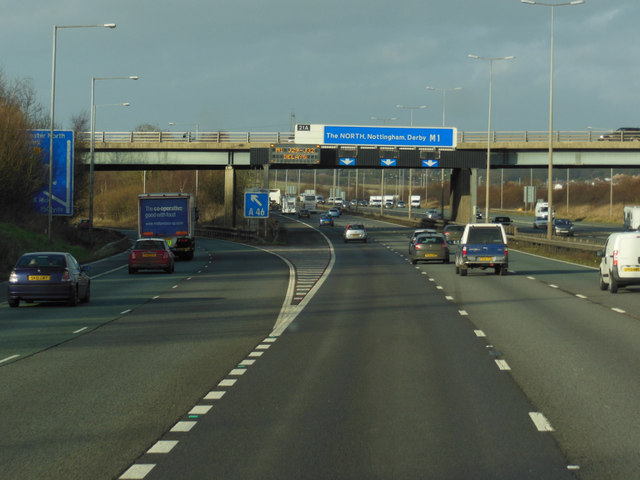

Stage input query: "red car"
[{"left": 129, "top": 238, "right": 175, "bottom": 274}]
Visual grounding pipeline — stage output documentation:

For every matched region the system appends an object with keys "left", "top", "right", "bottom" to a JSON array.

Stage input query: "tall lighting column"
[
  {"left": 522, "top": 0, "right": 585, "bottom": 238},
  {"left": 426, "top": 85, "right": 463, "bottom": 218},
  {"left": 468, "top": 54, "right": 514, "bottom": 223},
  {"left": 48, "top": 23, "right": 116, "bottom": 243},
  {"left": 395, "top": 105, "right": 427, "bottom": 126},
  {"left": 90, "top": 75, "right": 138, "bottom": 230}
]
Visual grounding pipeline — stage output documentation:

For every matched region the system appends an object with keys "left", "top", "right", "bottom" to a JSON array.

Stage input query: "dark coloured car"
[
  {"left": 397, "top": 201, "right": 406, "bottom": 208},
  {"left": 443, "top": 224, "right": 465, "bottom": 244},
  {"left": 129, "top": 238, "right": 175, "bottom": 274},
  {"left": 319, "top": 215, "right": 334, "bottom": 226},
  {"left": 409, "top": 234, "right": 450, "bottom": 264},
  {"left": 7, "top": 252, "right": 90, "bottom": 307},
  {"left": 553, "top": 218, "right": 574, "bottom": 236},
  {"left": 599, "top": 127, "right": 640, "bottom": 141},
  {"left": 298, "top": 208, "right": 310, "bottom": 218},
  {"left": 492, "top": 216, "right": 512, "bottom": 226}
]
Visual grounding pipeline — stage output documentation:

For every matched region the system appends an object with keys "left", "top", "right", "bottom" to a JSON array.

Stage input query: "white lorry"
[
  {"left": 369, "top": 195, "right": 382, "bottom": 207},
  {"left": 623, "top": 206, "right": 640, "bottom": 230},
  {"left": 281, "top": 195, "right": 297, "bottom": 214},
  {"left": 410, "top": 195, "right": 421, "bottom": 208}
]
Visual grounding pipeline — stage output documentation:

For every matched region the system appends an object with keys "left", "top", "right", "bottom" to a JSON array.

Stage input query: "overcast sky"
[{"left": 1, "top": 0, "right": 637, "bottom": 135}]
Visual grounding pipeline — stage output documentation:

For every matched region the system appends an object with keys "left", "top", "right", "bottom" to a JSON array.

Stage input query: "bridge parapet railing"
[
  {"left": 79, "top": 130, "right": 613, "bottom": 144},
  {"left": 79, "top": 131, "right": 295, "bottom": 144}
]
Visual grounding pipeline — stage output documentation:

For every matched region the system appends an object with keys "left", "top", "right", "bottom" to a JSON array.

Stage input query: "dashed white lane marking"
[
  {"left": 248, "top": 351, "right": 264, "bottom": 357},
  {"left": 527, "top": 276, "right": 536, "bottom": 280},
  {"left": 0, "top": 355, "right": 19, "bottom": 364},
  {"left": 73, "top": 327, "right": 88, "bottom": 334},
  {"left": 189, "top": 405, "right": 213, "bottom": 415},
  {"left": 612, "top": 307, "right": 626, "bottom": 314},
  {"left": 421, "top": 272, "right": 427, "bottom": 275},
  {"left": 459, "top": 310, "right": 468, "bottom": 316},
  {"left": 576, "top": 294, "right": 587, "bottom": 299},
  {"left": 549, "top": 284, "right": 559, "bottom": 289},
  {"left": 147, "top": 440, "right": 178, "bottom": 454},
  {"left": 474, "top": 330, "right": 486, "bottom": 337},
  {"left": 217, "top": 379, "right": 237, "bottom": 387},
  {"left": 204, "top": 391, "right": 226, "bottom": 400},
  {"left": 256, "top": 344, "right": 271, "bottom": 350},
  {"left": 263, "top": 337, "right": 277, "bottom": 343},
  {"left": 445, "top": 296, "right": 454, "bottom": 301},
  {"left": 170, "top": 421, "right": 196, "bottom": 432},
  {"left": 495, "top": 359, "right": 511, "bottom": 371},
  {"left": 152, "top": 295, "right": 159, "bottom": 300},
  {"left": 436, "top": 286, "right": 443, "bottom": 290},
  {"left": 120, "top": 309, "right": 131, "bottom": 315},
  {"left": 529, "top": 412, "right": 554, "bottom": 432},
  {"left": 240, "top": 359, "right": 256, "bottom": 366},
  {"left": 230, "top": 368, "right": 246, "bottom": 376},
  {"left": 119, "top": 464, "right": 155, "bottom": 479}
]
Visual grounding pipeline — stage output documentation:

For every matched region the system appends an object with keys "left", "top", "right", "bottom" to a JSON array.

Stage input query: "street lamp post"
[
  {"left": 395, "top": 105, "right": 427, "bottom": 127},
  {"left": 522, "top": 0, "right": 585, "bottom": 238},
  {"left": 48, "top": 23, "right": 116, "bottom": 243},
  {"left": 425, "top": 86, "right": 463, "bottom": 127},
  {"left": 89, "top": 75, "right": 138, "bottom": 230},
  {"left": 370, "top": 116, "right": 397, "bottom": 125},
  {"left": 468, "top": 54, "right": 515, "bottom": 223},
  {"left": 426, "top": 85, "right": 463, "bottom": 218}
]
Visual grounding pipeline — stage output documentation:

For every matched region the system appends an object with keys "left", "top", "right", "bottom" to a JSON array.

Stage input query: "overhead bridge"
[
  {"left": 79, "top": 130, "right": 640, "bottom": 170},
  {"left": 78, "top": 130, "right": 640, "bottom": 225}
]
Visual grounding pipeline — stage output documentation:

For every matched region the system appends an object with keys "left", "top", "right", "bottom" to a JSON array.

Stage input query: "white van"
[{"left": 598, "top": 232, "right": 640, "bottom": 293}]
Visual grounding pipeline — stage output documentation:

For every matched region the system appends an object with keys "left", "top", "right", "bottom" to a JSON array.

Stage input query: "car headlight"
[{"left": 9, "top": 271, "right": 18, "bottom": 283}]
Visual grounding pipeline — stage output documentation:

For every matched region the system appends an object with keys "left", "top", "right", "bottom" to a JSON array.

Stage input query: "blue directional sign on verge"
[
  {"left": 422, "top": 159, "right": 439, "bottom": 168},
  {"left": 339, "top": 158, "right": 356, "bottom": 166},
  {"left": 31, "top": 129, "right": 74, "bottom": 216},
  {"left": 244, "top": 190, "right": 269, "bottom": 218},
  {"left": 380, "top": 158, "right": 397, "bottom": 167}
]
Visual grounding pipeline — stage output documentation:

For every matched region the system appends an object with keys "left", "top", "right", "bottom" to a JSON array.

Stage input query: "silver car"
[
  {"left": 344, "top": 224, "right": 367, "bottom": 243},
  {"left": 409, "top": 234, "right": 450, "bottom": 264}
]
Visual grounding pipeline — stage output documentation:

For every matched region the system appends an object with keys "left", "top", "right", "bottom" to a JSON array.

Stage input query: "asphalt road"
[
  {"left": 0, "top": 237, "right": 288, "bottom": 480},
  {"left": 122, "top": 216, "right": 575, "bottom": 480},
  {"left": 2, "top": 215, "right": 640, "bottom": 479}
]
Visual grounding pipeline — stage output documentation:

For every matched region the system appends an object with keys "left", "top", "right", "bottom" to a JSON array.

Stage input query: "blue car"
[
  {"left": 327, "top": 207, "right": 340, "bottom": 217},
  {"left": 319, "top": 215, "right": 334, "bottom": 226},
  {"left": 7, "top": 252, "right": 91, "bottom": 307}
]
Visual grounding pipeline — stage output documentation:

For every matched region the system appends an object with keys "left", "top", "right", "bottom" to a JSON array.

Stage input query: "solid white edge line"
[
  {"left": 73, "top": 327, "right": 88, "bottom": 334},
  {"left": 0, "top": 354, "right": 20, "bottom": 364}
]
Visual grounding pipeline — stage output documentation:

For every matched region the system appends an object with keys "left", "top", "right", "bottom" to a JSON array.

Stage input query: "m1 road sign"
[{"left": 244, "top": 191, "right": 269, "bottom": 218}]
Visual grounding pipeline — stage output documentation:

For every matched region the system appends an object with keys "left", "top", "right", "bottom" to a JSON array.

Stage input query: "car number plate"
[
  {"left": 142, "top": 253, "right": 156, "bottom": 257},
  {"left": 623, "top": 267, "right": 640, "bottom": 272},
  {"left": 28, "top": 275, "right": 50, "bottom": 281},
  {"left": 424, "top": 253, "right": 438, "bottom": 257},
  {"left": 478, "top": 256, "right": 492, "bottom": 261}
]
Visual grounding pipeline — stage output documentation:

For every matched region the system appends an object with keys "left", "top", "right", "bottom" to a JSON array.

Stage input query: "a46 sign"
[{"left": 244, "top": 190, "right": 269, "bottom": 218}]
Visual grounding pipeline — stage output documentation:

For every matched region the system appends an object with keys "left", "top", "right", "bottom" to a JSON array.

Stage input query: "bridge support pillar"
[
  {"left": 224, "top": 165, "right": 236, "bottom": 227},
  {"left": 262, "top": 164, "right": 270, "bottom": 189},
  {"left": 449, "top": 168, "right": 478, "bottom": 224}
]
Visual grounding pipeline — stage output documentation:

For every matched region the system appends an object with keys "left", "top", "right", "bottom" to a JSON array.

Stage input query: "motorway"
[{"left": 1, "top": 214, "right": 639, "bottom": 479}]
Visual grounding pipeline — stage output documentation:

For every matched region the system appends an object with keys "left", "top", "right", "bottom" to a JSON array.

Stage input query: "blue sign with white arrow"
[
  {"left": 422, "top": 159, "right": 439, "bottom": 168},
  {"left": 244, "top": 191, "right": 269, "bottom": 218},
  {"left": 380, "top": 158, "right": 397, "bottom": 167},
  {"left": 31, "top": 129, "right": 74, "bottom": 216},
  {"left": 339, "top": 158, "right": 356, "bottom": 166}
]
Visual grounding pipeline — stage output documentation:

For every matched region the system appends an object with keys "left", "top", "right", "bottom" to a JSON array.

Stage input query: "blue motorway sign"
[
  {"left": 339, "top": 158, "right": 356, "bottom": 166},
  {"left": 323, "top": 125, "right": 457, "bottom": 148},
  {"left": 380, "top": 158, "right": 397, "bottom": 167},
  {"left": 244, "top": 190, "right": 269, "bottom": 218},
  {"left": 422, "top": 159, "right": 439, "bottom": 168},
  {"left": 31, "top": 130, "right": 74, "bottom": 216}
]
